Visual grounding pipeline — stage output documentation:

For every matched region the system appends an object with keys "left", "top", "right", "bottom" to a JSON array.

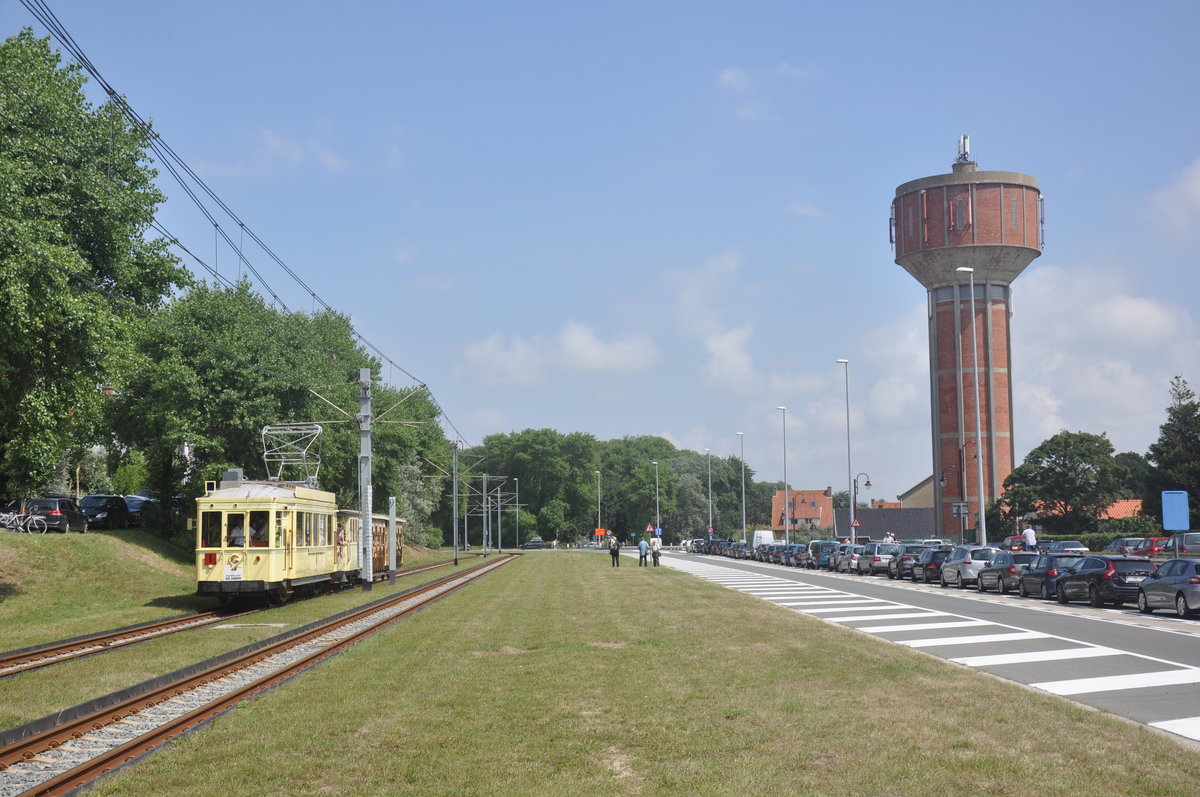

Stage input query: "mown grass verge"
[
  {"left": 85, "top": 551, "right": 1200, "bottom": 797},
  {"left": 0, "top": 531, "right": 460, "bottom": 729}
]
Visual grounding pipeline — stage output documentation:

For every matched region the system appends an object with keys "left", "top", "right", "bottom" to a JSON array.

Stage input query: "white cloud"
[
  {"left": 703, "top": 325, "right": 759, "bottom": 392},
  {"left": 717, "top": 67, "right": 751, "bottom": 93},
  {"left": 461, "top": 323, "right": 657, "bottom": 386},
  {"left": 1012, "top": 263, "right": 1198, "bottom": 456},
  {"left": 1148, "top": 154, "right": 1200, "bottom": 237},
  {"left": 260, "top": 129, "right": 347, "bottom": 173},
  {"left": 773, "top": 62, "right": 823, "bottom": 82},
  {"left": 559, "top": 321, "right": 657, "bottom": 371},
  {"left": 788, "top": 203, "right": 825, "bottom": 217}
]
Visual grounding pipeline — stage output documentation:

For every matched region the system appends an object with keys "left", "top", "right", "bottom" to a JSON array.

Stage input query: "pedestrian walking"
[
  {"left": 637, "top": 537, "right": 650, "bottom": 566},
  {"left": 1022, "top": 523, "right": 1037, "bottom": 551},
  {"left": 609, "top": 536, "right": 620, "bottom": 567},
  {"left": 650, "top": 535, "right": 662, "bottom": 567}
]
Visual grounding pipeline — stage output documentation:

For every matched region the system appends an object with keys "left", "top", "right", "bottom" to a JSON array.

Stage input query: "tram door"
[{"left": 284, "top": 511, "right": 293, "bottom": 571}]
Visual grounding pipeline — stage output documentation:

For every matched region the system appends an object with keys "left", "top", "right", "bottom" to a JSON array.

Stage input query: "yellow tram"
[{"left": 195, "top": 470, "right": 399, "bottom": 602}]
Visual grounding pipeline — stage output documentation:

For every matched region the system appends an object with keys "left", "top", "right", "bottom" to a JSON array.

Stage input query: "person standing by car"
[
  {"left": 637, "top": 537, "right": 650, "bottom": 566},
  {"left": 650, "top": 535, "right": 662, "bottom": 567},
  {"left": 609, "top": 536, "right": 621, "bottom": 567},
  {"left": 1023, "top": 524, "right": 1037, "bottom": 551}
]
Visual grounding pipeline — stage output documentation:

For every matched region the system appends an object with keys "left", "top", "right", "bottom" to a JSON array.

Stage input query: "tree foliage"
[
  {"left": 998, "top": 430, "right": 1125, "bottom": 535},
  {"left": 1142, "top": 376, "right": 1200, "bottom": 528},
  {"left": 0, "top": 29, "right": 188, "bottom": 497}
]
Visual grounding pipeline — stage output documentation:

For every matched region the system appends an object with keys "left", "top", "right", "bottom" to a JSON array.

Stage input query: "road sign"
[
  {"left": 851, "top": 519, "right": 861, "bottom": 528},
  {"left": 645, "top": 523, "right": 655, "bottom": 533},
  {"left": 952, "top": 502, "right": 969, "bottom": 518},
  {"left": 1163, "top": 491, "right": 1190, "bottom": 531},
  {"left": 707, "top": 526, "right": 714, "bottom": 535}
]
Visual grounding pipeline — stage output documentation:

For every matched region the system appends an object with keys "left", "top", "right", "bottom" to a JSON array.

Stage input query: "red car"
[{"left": 1127, "top": 537, "right": 1168, "bottom": 557}]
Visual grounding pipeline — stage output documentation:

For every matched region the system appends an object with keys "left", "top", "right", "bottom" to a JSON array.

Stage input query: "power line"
[{"left": 14, "top": 0, "right": 471, "bottom": 445}]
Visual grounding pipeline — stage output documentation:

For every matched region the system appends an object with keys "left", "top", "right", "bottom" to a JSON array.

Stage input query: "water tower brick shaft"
[{"left": 892, "top": 159, "right": 1043, "bottom": 539}]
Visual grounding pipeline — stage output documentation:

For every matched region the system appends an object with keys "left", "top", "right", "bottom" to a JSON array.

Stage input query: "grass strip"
[{"left": 89, "top": 551, "right": 1200, "bottom": 797}]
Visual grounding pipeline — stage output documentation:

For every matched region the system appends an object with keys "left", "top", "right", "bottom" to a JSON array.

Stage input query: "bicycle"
[{"left": 1, "top": 510, "right": 48, "bottom": 533}]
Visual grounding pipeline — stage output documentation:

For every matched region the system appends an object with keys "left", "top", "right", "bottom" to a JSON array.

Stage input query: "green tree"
[
  {"left": 1114, "top": 451, "right": 1154, "bottom": 499},
  {"left": 0, "top": 30, "right": 188, "bottom": 497},
  {"left": 1142, "top": 376, "right": 1200, "bottom": 528},
  {"left": 998, "top": 430, "right": 1124, "bottom": 535}
]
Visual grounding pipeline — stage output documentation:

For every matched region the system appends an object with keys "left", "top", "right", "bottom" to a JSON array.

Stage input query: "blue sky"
[{"left": 8, "top": 1, "right": 1199, "bottom": 503}]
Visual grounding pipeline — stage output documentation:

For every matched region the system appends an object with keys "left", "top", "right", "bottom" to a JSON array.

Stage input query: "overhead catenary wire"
[{"left": 13, "top": 0, "right": 471, "bottom": 446}]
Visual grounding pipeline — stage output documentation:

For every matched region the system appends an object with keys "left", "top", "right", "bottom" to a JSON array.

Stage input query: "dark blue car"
[{"left": 1018, "top": 553, "right": 1086, "bottom": 600}]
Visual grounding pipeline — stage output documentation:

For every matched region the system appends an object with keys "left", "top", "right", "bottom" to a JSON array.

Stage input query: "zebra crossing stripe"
[
  {"left": 950, "top": 647, "right": 1120, "bottom": 667},
  {"left": 1032, "top": 669, "right": 1200, "bottom": 696}
]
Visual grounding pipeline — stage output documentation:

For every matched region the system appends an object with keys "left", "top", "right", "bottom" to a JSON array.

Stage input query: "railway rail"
[
  {"left": 0, "top": 559, "right": 453, "bottom": 681},
  {"left": 0, "top": 555, "right": 512, "bottom": 797}
]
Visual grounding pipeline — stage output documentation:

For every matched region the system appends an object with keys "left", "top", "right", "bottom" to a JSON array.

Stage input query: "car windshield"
[
  {"left": 877, "top": 544, "right": 901, "bottom": 555},
  {"left": 1060, "top": 541, "right": 1085, "bottom": 548},
  {"left": 25, "top": 499, "right": 56, "bottom": 511},
  {"left": 80, "top": 496, "right": 110, "bottom": 509},
  {"left": 1012, "top": 553, "right": 1038, "bottom": 564},
  {"left": 968, "top": 548, "right": 999, "bottom": 562},
  {"left": 1054, "top": 556, "right": 1084, "bottom": 568}
]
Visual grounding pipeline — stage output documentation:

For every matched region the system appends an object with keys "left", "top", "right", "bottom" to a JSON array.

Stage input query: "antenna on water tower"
[{"left": 956, "top": 134, "right": 971, "bottom": 163}]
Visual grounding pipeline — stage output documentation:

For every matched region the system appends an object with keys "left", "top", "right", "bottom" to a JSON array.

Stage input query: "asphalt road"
[{"left": 660, "top": 551, "right": 1200, "bottom": 747}]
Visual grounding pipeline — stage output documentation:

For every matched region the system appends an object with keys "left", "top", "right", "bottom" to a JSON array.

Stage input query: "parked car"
[
  {"left": 1102, "top": 536, "right": 1147, "bottom": 555},
  {"left": 1056, "top": 555, "right": 1156, "bottom": 608},
  {"left": 887, "top": 544, "right": 930, "bottom": 580},
  {"left": 23, "top": 496, "right": 89, "bottom": 533},
  {"left": 1043, "top": 540, "right": 1090, "bottom": 554},
  {"left": 730, "top": 542, "right": 750, "bottom": 559},
  {"left": 781, "top": 543, "right": 806, "bottom": 567},
  {"left": 940, "top": 545, "right": 1001, "bottom": 588},
  {"left": 123, "top": 494, "right": 158, "bottom": 527},
  {"left": 1127, "top": 537, "right": 1169, "bottom": 557},
  {"left": 519, "top": 537, "right": 545, "bottom": 549},
  {"left": 1137, "top": 558, "right": 1200, "bottom": 618},
  {"left": 1000, "top": 534, "right": 1035, "bottom": 552},
  {"left": 1018, "top": 554, "right": 1087, "bottom": 600},
  {"left": 911, "top": 547, "right": 952, "bottom": 583},
  {"left": 857, "top": 542, "right": 902, "bottom": 576},
  {"left": 838, "top": 544, "right": 865, "bottom": 573},
  {"left": 80, "top": 494, "right": 130, "bottom": 530},
  {"left": 1162, "top": 533, "right": 1200, "bottom": 556},
  {"left": 977, "top": 551, "right": 1039, "bottom": 593},
  {"left": 805, "top": 540, "right": 839, "bottom": 569}
]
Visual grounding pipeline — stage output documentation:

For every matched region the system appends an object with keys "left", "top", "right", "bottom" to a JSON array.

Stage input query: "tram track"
[
  {"left": 0, "top": 559, "right": 454, "bottom": 681},
  {"left": 0, "top": 555, "right": 514, "bottom": 796}
]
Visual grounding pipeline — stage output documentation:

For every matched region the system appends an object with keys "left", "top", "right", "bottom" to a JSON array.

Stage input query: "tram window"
[
  {"left": 249, "top": 510, "right": 270, "bottom": 547},
  {"left": 321, "top": 514, "right": 329, "bottom": 545},
  {"left": 302, "top": 512, "right": 312, "bottom": 546},
  {"left": 227, "top": 513, "right": 246, "bottom": 547},
  {"left": 201, "top": 511, "right": 222, "bottom": 548}
]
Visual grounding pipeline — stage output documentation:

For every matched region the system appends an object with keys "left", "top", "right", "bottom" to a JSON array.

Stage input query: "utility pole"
[
  {"left": 388, "top": 496, "right": 397, "bottom": 585},
  {"left": 358, "top": 367, "right": 373, "bottom": 591},
  {"left": 452, "top": 441, "right": 460, "bottom": 566}
]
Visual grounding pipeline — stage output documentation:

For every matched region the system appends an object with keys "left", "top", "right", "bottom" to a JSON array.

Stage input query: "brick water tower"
[{"left": 891, "top": 137, "right": 1043, "bottom": 542}]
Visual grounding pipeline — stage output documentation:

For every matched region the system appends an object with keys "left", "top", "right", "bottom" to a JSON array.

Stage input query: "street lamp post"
[
  {"left": 595, "top": 470, "right": 601, "bottom": 542},
  {"left": 514, "top": 477, "right": 519, "bottom": 548},
  {"left": 776, "top": 406, "right": 789, "bottom": 545},
  {"left": 704, "top": 448, "right": 712, "bottom": 535},
  {"left": 737, "top": 432, "right": 746, "bottom": 545},
  {"left": 939, "top": 464, "right": 962, "bottom": 544},
  {"left": 837, "top": 359, "right": 852, "bottom": 540},
  {"left": 853, "top": 472, "right": 871, "bottom": 537},
  {"left": 957, "top": 266, "right": 988, "bottom": 545},
  {"left": 652, "top": 460, "right": 660, "bottom": 533}
]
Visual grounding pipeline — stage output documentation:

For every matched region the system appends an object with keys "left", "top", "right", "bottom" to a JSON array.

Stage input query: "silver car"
[
  {"left": 1137, "top": 558, "right": 1200, "bottom": 618},
  {"left": 940, "top": 544, "right": 1001, "bottom": 588}
]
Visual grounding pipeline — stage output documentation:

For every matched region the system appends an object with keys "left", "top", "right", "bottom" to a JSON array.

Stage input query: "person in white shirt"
[
  {"left": 650, "top": 535, "right": 662, "bottom": 566},
  {"left": 1022, "top": 525, "right": 1037, "bottom": 551}
]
